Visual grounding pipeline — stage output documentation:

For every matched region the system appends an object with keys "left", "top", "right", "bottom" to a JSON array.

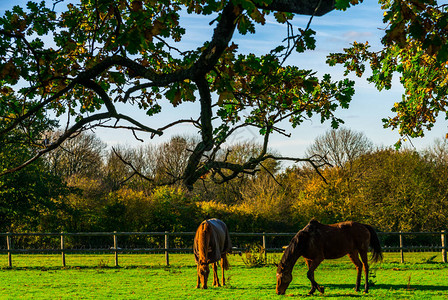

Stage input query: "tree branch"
[
  {"left": 0, "top": 112, "right": 113, "bottom": 176},
  {"left": 112, "top": 147, "right": 154, "bottom": 182},
  {"left": 183, "top": 76, "right": 215, "bottom": 189},
  {"left": 151, "top": 118, "right": 200, "bottom": 138},
  {"left": 261, "top": 0, "right": 334, "bottom": 16},
  {"left": 80, "top": 79, "right": 163, "bottom": 136},
  {"left": 111, "top": 147, "right": 179, "bottom": 186}
]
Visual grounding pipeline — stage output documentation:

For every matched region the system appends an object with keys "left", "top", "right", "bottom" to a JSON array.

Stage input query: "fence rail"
[{"left": 1, "top": 230, "right": 446, "bottom": 267}]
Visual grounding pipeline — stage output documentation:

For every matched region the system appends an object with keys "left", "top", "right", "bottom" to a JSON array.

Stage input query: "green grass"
[{"left": 0, "top": 252, "right": 447, "bottom": 299}]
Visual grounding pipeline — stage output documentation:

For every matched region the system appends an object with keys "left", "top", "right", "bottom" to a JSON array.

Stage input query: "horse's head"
[
  {"left": 198, "top": 262, "right": 210, "bottom": 289},
  {"left": 276, "top": 263, "right": 292, "bottom": 295},
  {"left": 276, "top": 230, "right": 311, "bottom": 295}
]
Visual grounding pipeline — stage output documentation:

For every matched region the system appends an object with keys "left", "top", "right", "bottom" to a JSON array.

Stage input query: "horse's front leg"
[
  {"left": 305, "top": 258, "right": 324, "bottom": 295},
  {"left": 306, "top": 269, "right": 317, "bottom": 295},
  {"left": 196, "top": 264, "right": 201, "bottom": 289},
  {"left": 212, "top": 262, "right": 221, "bottom": 287}
]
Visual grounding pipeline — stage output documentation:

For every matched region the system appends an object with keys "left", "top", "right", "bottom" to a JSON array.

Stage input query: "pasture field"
[{"left": 0, "top": 252, "right": 447, "bottom": 299}]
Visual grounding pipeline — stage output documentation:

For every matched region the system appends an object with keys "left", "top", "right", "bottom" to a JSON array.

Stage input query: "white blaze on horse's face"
[{"left": 276, "top": 271, "right": 292, "bottom": 295}]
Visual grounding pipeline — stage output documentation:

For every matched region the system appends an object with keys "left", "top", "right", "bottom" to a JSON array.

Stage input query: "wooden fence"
[{"left": 0, "top": 230, "right": 446, "bottom": 267}]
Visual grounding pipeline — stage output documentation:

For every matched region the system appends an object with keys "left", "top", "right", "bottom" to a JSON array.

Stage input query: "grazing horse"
[
  {"left": 194, "top": 218, "right": 232, "bottom": 289},
  {"left": 276, "top": 219, "right": 383, "bottom": 295}
]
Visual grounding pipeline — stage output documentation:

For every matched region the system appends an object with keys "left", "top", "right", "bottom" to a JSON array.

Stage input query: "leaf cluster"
[{"left": 327, "top": 0, "right": 448, "bottom": 145}]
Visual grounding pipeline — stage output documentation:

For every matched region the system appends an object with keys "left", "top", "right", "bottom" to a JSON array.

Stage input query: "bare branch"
[
  {"left": 260, "top": 162, "right": 283, "bottom": 187},
  {"left": 112, "top": 147, "right": 154, "bottom": 182},
  {"left": 122, "top": 82, "right": 156, "bottom": 103},
  {"left": 261, "top": 0, "right": 332, "bottom": 16},
  {"left": 151, "top": 118, "right": 200, "bottom": 138},
  {"left": 0, "top": 112, "right": 113, "bottom": 176},
  {"left": 132, "top": 129, "right": 144, "bottom": 142},
  {"left": 116, "top": 113, "right": 163, "bottom": 135},
  {"left": 266, "top": 154, "right": 331, "bottom": 183},
  {"left": 280, "top": 0, "right": 323, "bottom": 65}
]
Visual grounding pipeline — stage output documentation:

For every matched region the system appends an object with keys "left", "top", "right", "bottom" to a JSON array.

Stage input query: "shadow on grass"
[
  {"left": 227, "top": 284, "right": 366, "bottom": 298},
  {"left": 256, "top": 283, "right": 448, "bottom": 298},
  {"left": 319, "top": 283, "right": 448, "bottom": 295},
  {"left": 374, "top": 283, "right": 448, "bottom": 291}
]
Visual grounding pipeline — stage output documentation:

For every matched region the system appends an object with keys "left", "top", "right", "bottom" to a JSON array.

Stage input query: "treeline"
[{"left": 1, "top": 128, "right": 448, "bottom": 239}]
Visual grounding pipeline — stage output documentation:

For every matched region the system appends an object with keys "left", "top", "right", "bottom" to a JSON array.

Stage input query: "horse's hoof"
[{"left": 318, "top": 286, "right": 325, "bottom": 294}]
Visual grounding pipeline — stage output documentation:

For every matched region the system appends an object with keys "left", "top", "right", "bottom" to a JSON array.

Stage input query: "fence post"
[
  {"left": 262, "top": 232, "right": 267, "bottom": 262},
  {"left": 61, "top": 232, "right": 66, "bottom": 267},
  {"left": 399, "top": 231, "right": 404, "bottom": 263},
  {"left": 6, "top": 232, "right": 12, "bottom": 268},
  {"left": 113, "top": 231, "right": 119, "bottom": 267},
  {"left": 442, "top": 230, "right": 447, "bottom": 263},
  {"left": 165, "top": 231, "right": 170, "bottom": 266}
]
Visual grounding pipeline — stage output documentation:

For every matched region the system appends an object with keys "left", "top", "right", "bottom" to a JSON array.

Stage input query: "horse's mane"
[
  {"left": 197, "top": 221, "right": 210, "bottom": 263},
  {"left": 279, "top": 230, "right": 308, "bottom": 271},
  {"left": 279, "top": 219, "right": 323, "bottom": 271}
]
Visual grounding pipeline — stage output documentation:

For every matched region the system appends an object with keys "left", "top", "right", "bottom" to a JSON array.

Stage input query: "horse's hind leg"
[
  {"left": 348, "top": 252, "right": 363, "bottom": 292},
  {"left": 221, "top": 257, "right": 226, "bottom": 286},
  {"left": 212, "top": 262, "right": 221, "bottom": 287},
  {"left": 305, "top": 259, "right": 324, "bottom": 295},
  {"left": 359, "top": 251, "right": 369, "bottom": 293}
]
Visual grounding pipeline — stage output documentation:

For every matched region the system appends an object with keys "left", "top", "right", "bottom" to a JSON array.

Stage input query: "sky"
[{"left": 1, "top": 0, "right": 447, "bottom": 162}]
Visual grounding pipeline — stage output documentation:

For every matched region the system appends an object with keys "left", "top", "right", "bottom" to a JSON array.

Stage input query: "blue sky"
[{"left": 2, "top": 0, "right": 447, "bottom": 160}]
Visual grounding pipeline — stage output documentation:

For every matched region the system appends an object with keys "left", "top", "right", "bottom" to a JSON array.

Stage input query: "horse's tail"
[
  {"left": 364, "top": 224, "right": 383, "bottom": 263},
  {"left": 197, "top": 221, "right": 210, "bottom": 263},
  {"left": 222, "top": 253, "right": 230, "bottom": 270}
]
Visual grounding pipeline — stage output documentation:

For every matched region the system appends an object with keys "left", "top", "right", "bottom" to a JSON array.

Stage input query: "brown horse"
[
  {"left": 194, "top": 218, "right": 232, "bottom": 289},
  {"left": 276, "top": 219, "right": 383, "bottom": 295}
]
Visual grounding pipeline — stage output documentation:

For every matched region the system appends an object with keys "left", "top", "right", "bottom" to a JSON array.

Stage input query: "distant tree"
[
  {"left": 154, "top": 136, "right": 198, "bottom": 184},
  {"left": 351, "top": 149, "right": 447, "bottom": 231},
  {"left": 284, "top": 148, "right": 448, "bottom": 231},
  {"left": 45, "top": 131, "right": 106, "bottom": 178},
  {"left": 104, "top": 146, "right": 136, "bottom": 190},
  {"left": 305, "top": 127, "right": 374, "bottom": 169},
  {"left": 103, "top": 144, "right": 159, "bottom": 191},
  {"left": 424, "top": 137, "right": 448, "bottom": 165},
  {"left": 103, "top": 135, "right": 198, "bottom": 189}
]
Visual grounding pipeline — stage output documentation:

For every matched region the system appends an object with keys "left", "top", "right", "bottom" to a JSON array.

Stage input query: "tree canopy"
[{"left": 1, "top": 0, "right": 447, "bottom": 189}]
